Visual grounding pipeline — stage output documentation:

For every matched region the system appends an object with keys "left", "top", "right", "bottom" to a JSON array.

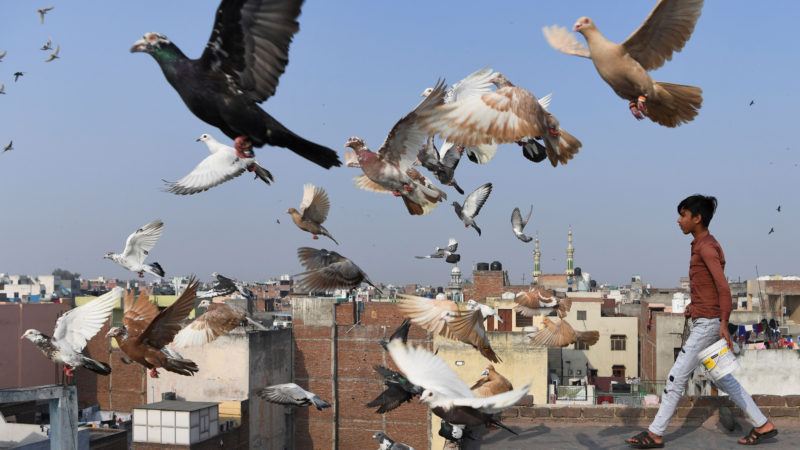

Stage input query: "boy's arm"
[{"left": 699, "top": 245, "right": 732, "bottom": 322}]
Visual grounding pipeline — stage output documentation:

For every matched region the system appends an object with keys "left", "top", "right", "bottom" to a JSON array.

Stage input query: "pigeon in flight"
[
  {"left": 416, "top": 135, "right": 464, "bottom": 195},
  {"left": 197, "top": 272, "right": 254, "bottom": 300},
  {"left": 104, "top": 219, "right": 165, "bottom": 278},
  {"left": 41, "top": 38, "right": 52, "bottom": 51},
  {"left": 372, "top": 431, "right": 415, "bottom": 450},
  {"left": 130, "top": 0, "right": 340, "bottom": 169},
  {"left": 366, "top": 365, "right": 422, "bottom": 414},
  {"left": 172, "top": 298, "right": 267, "bottom": 348},
  {"left": 471, "top": 364, "right": 513, "bottom": 398},
  {"left": 777, "top": 205, "right": 781, "bottom": 213},
  {"left": 13, "top": 72, "right": 24, "bottom": 82},
  {"left": 287, "top": 183, "right": 339, "bottom": 244},
  {"left": 438, "top": 420, "right": 471, "bottom": 446},
  {"left": 543, "top": 0, "right": 704, "bottom": 126},
  {"left": 749, "top": 100, "right": 755, "bottom": 106},
  {"left": 22, "top": 288, "right": 122, "bottom": 377},
  {"left": 415, "top": 238, "right": 458, "bottom": 259},
  {"left": 511, "top": 205, "right": 534, "bottom": 242},
  {"left": 44, "top": 44, "right": 59, "bottom": 62},
  {"left": 528, "top": 317, "right": 599, "bottom": 348},
  {"left": 387, "top": 339, "right": 528, "bottom": 434},
  {"left": 3, "top": 141, "right": 12, "bottom": 152},
  {"left": 107, "top": 282, "right": 200, "bottom": 378},
  {"left": 37, "top": 6, "right": 54, "bottom": 24},
  {"left": 0, "top": 50, "right": 6, "bottom": 61},
  {"left": 346, "top": 80, "right": 448, "bottom": 216},
  {"left": 294, "top": 247, "right": 382, "bottom": 294},
  {"left": 164, "top": 134, "right": 272, "bottom": 195},
  {"left": 768, "top": 227, "right": 774, "bottom": 235},
  {"left": 258, "top": 383, "right": 331, "bottom": 410},
  {"left": 515, "top": 288, "right": 572, "bottom": 318},
  {"left": 453, "top": 183, "right": 492, "bottom": 236}
]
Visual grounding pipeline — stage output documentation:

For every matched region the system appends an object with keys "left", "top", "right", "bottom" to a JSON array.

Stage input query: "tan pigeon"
[
  {"left": 514, "top": 288, "right": 572, "bottom": 318},
  {"left": 470, "top": 365, "right": 513, "bottom": 398},
  {"left": 543, "top": 0, "right": 704, "bottom": 127},
  {"left": 287, "top": 183, "right": 338, "bottom": 245},
  {"left": 528, "top": 316, "right": 599, "bottom": 348}
]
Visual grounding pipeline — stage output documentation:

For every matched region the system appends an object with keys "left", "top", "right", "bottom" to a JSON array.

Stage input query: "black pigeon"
[
  {"left": 417, "top": 136, "right": 464, "bottom": 195},
  {"left": 380, "top": 318, "right": 411, "bottom": 350},
  {"left": 445, "top": 253, "right": 461, "bottom": 264},
  {"left": 372, "top": 431, "right": 414, "bottom": 450},
  {"left": 130, "top": 0, "right": 340, "bottom": 169},
  {"left": 197, "top": 272, "right": 254, "bottom": 300},
  {"left": 13, "top": 72, "right": 24, "bottom": 82},
  {"left": 777, "top": 205, "right": 781, "bottom": 212},
  {"left": 768, "top": 227, "right": 774, "bottom": 235},
  {"left": 518, "top": 138, "right": 548, "bottom": 163},
  {"left": 366, "top": 365, "right": 423, "bottom": 414},
  {"left": 438, "top": 420, "right": 473, "bottom": 444},
  {"left": 749, "top": 100, "right": 754, "bottom": 106}
]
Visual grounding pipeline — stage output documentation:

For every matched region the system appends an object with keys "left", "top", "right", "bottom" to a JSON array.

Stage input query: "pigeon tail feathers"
[
  {"left": 81, "top": 357, "right": 112, "bottom": 376},
  {"left": 310, "top": 395, "right": 331, "bottom": 410},
  {"left": 146, "top": 262, "right": 165, "bottom": 277}
]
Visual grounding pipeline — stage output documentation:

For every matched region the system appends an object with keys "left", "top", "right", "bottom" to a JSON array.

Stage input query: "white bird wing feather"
[
  {"left": 462, "top": 183, "right": 492, "bottom": 219},
  {"left": 122, "top": 219, "right": 164, "bottom": 265},
  {"left": 542, "top": 25, "right": 591, "bottom": 58},
  {"left": 261, "top": 384, "right": 307, "bottom": 404},
  {"left": 451, "top": 383, "right": 530, "bottom": 413},
  {"left": 538, "top": 93, "right": 552, "bottom": 110},
  {"left": 445, "top": 67, "right": 494, "bottom": 104},
  {"left": 172, "top": 317, "right": 217, "bottom": 348},
  {"left": 53, "top": 287, "right": 122, "bottom": 353},
  {"left": 387, "top": 339, "right": 473, "bottom": 399},
  {"left": 167, "top": 148, "right": 247, "bottom": 195}
]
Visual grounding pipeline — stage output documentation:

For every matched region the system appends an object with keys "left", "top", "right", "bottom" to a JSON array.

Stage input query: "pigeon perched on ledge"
[{"left": 130, "top": 0, "right": 340, "bottom": 169}]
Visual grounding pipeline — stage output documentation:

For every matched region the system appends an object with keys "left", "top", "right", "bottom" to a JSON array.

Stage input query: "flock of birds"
[{"left": 15, "top": 0, "right": 715, "bottom": 447}]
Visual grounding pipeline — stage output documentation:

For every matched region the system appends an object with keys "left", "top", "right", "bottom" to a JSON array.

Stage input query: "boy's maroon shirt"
[{"left": 689, "top": 231, "right": 732, "bottom": 322}]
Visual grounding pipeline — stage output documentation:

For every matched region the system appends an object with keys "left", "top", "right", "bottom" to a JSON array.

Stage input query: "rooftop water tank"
[
  {"left": 490, "top": 261, "right": 502, "bottom": 271},
  {"left": 476, "top": 262, "right": 489, "bottom": 271}
]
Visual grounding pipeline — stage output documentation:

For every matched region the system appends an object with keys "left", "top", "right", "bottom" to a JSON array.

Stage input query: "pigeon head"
[
  {"left": 419, "top": 389, "right": 438, "bottom": 405},
  {"left": 211, "top": 272, "right": 219, "bottom": 278},
  {"left": 197, "top": 300, "right": 211, "bottom": 309},
  {"left": 130, "top": 32, "right": 172, "bottom": 53},
  {"left": 573, "top": 17, "right": 595, "bottom": 33},
  {"left": 344, "top": 136, "right": 367, "bottom": 152},
  {"left": 105, "top": 327, "right": 125, "bottom": 338},
  {"left": 481, "top": 368, "right": 490, "bottom": 377},
  {"left": 420, "top": 87, "right": 433, "bottom": 97},
  {"left": 372, "top": 431, "right": 387, "bottom": 441},
  {"left": 286, "top": 207, "right": 299, "bottom": 216},
  {"left": 196, "top": 133, "right": 213, "bottom": 143},
  {"left": 21, "top": 329, "right": 44, "bottom": 342},
  {"left": 103, "top": 252, "right": 115, "bottom": 260},
  {"left": 488, "top": 72, "right": 512, "bottom": 89}
]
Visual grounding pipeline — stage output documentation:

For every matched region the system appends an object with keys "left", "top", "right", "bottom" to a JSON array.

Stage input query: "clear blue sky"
[{"left": 1, "top": 1, "right": 798, "bottom": 288}]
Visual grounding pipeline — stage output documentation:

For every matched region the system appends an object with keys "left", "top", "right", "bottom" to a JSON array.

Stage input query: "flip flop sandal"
[
  {"left": 739, "top": 427, "right": 778, "bottom": 445},
  {"left": 628, "top": 431, "right": 665, "bottom": 448}
]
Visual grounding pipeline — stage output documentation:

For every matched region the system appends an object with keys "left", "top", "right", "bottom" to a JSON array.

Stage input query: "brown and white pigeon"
[
  {"left": 511, "top": 205, "right": 534, "bottom": 242},
  {"left": 294, "top": 247, "right": 382, "bottom": 294},
  {"left": 528, "top": 316, "right": 599, "bottom": 348},
  {"left": 164, "top": 134, "right": 272, "bottom": 195},
  {"left": 287, "top": 183, "right": 338, "bottom": 244},
  {"left": 543, "top": 0, "right": 704, "bottom": 127},
  {"left": 345, "top": 80, "right": 448, "bottom": 216},
  {"left": 21, "top": 288, "right": 122, "bottom": 377},
  {"left": 453, "top": 183, "right": 492, "bottom": 236},
  {"left": 514, "top": 288, "right": 572, "bottom": 318},
  {"left": 171, "top": 298, "right": 267, "bottom": 348}
]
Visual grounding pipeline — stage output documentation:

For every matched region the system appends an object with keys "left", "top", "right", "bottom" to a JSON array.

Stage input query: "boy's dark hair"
[{"left": 677, "top": 194, "right": 717, "bottom": 228}]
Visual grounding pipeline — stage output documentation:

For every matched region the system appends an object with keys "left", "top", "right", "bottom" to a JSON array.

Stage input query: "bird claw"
[
  {"left": 138, "top": 272, "right": 144, "bottom": 278},
  {"left": 403, "top": 184, "right": 413, "bottom": 192},
  {"left": 149, "top": 368, "right": 159, "bottom": 378},
  {"left": 629, "top": 102, "right": 645, "bottom": 120},
  {"left": 312, "top": 235, "right": 319, "bottom": 240},
  {"left": 637, "top": 96, "right": 647, "bottom": 115},
  {"left": 456, "top": 145, "right": 464, "bottom": 154},
  {"left": 63, "top": 366, "right": 74, "bottom": 377},
  {"left": 392, "top": 190, "right": 402, "bottom": 197}
]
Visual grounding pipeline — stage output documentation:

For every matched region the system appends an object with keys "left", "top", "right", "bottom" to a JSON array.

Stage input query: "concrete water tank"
[
  {"left": 476, "top": 262, "right": 489, "bottom": 271},
  {"left": 490, "top": 261, "right": 502, "bottom": 271}
]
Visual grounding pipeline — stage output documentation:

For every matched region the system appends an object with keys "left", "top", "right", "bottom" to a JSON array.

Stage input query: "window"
[
  {"left": 612, "top": 365, "right": 626, "bottom": 378},
  {"left": 515, "top": 311, "right": 532, "bottom": 327},
  {"left": 610, "top": 334, "right": 626, "bottom": 351},
  {"left": 574, "top": 341, "right": 589, "bottom": 350},
  {"left": 577, "top": 310, "right": 587, "bottom": 320},
  {"left": 674, "top": 347, "right": 682, "bottom": 362}
]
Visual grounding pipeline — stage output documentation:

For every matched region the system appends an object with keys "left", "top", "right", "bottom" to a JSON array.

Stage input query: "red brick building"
[{"left": 293, "top": 298, "right": 433, "bottom": 450}]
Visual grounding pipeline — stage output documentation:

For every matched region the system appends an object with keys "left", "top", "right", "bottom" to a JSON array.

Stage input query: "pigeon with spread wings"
[
  {"left": 543, "top": 0, "right": 704, "bottom": 126},
  {"left": 511, "top": 205, "right": 534, "bottom": 242},
  {"left": 130, "top": 0, "right": 340, "bottom": 169},
  {"left": 106, "top": 280, "right": 200, "bottom": 378},
  {"left": 470, "top": 364, "right": 513, "bottom": 398},
  {"left": 22, "top": 288, "right": 122, "bottom": 377},
  {"left": 294, "top": 247, "right": 381, "bottom": 294},
  {"left": 528, "top": 316, "right": 599, "bottom": 348},
  {"left": 287, "top": 183, "right": 338, "bottom": 244},
  {"left": 453, "top": 183, "right": 492, "bottom": 236},
  {"left": 514, "top": 288, "right": 572, "bottom": 318},
  {"left": 172, "top": 299, "right": 267, "bottom": 348},
  {"left": 197, "top": 272, "right": 254, "bottom": 300},
  {"left": 258, "top": 383, "right": 330, "bottom": 410},
  {"left": 104, "top": 219, "right": 165, "bottom": 278}
]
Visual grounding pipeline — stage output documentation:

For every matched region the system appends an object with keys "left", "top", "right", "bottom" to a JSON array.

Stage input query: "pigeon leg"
[
  {"left": 149, "top": 368, "right": 159, "bottom": 378},
  {"left": 456, "top": 145, "right": 464, "bottom": 155},
  {"left": 138, "top": 272, "right": 144, "bottom": 278},
  {"left": 392, "top": 190, "right": 402, "bottom": 197},
  {"left": 637, "top": 95, "right": 648, "bottom": 115},
  {"left": 403, "top": 183, "right": 413, "bottom": 192},
  {"left": 63, "top": 366, "right": 74, "bottom": 377},
  {"left": 313, "top": 235, "right": 319, "bottom": 240},
  {"left": 247, "top": 165, "right": 256, "bottom": 172},
  {"left": 629, "top": 101, "right": 645, "bottom": 120}
]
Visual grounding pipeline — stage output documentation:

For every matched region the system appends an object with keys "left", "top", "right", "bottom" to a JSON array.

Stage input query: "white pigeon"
[
  {"left": 466, "top": 299, "right": 503, "bottom": 324},
  {"left": 44, "top": 44, "right": 59, "bottom": 62},
  {"left": 452, "top": 183, "right": 492, "bottom": 236},
  {"left": 387, "top": 339, "right": 529, "bottom": 431},
  {"left": 104, "top": 219, "right": 165, "bottom": 278},
  {"left": 41, "top": 38, "right": 52, "bottom": 51},
  {"left": 37, "top": 6, "right": 54, "bottom": 24},
  {"left": 164, "top": 134, "right": 273, "bottom": 195},
  {"left": 511, "top": 205, "right": 533, "bottom": 242},
  {"left": 22, "top": 287, "right": 123, "bottom": 377},
  {"left": 258, "top": 383, "right": 331, "bottom": 410}
]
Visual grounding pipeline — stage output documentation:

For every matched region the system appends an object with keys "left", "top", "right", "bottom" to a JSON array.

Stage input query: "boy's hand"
[
  {"left": 684, "top": 304, "right": 693, "bottom": 318},
  {"left": 720, "top": 320, "right": 733, "bottom": 351}
]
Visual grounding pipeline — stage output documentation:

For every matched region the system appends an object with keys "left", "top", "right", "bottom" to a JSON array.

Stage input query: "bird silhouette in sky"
[
  {"left": 776, "top": 205, "right": 781, "bottom": 213},
  {"left": 749, "top": 100, "right": 754, "bottom": 106},
  {"left": 3, "top": 141, "right": 13, "bottom": 152},
  {"left": 13, "top": 72, "right": 24, "bottom": 82},
  {"left": 768, "top": 227, "right": 774, "bottom": 235}
]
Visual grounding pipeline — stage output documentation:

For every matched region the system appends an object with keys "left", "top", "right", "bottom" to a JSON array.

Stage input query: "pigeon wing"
[
  {"left": 352, "top": 174, "right": 393, "bottom": 194},
  {"left": 452, "top": 383, "right": 530, "bottom": 414},
  {"left": 140, "top": 279, "right": 199, "bottom": 349},
  {"left": 446, "top": 238, "right": 458, "bottom": 253},
  {"left": 462, "top": 183, "right": 492, "bottom": 219},
  {"left": 296, "top": 247, "right": 344, "bottom": 271},
  {"left": 172, "top": 305, "right": 242, "bottom": 348},
  {"left": 299, "top": 184, "right": 330, "bottom": 224},
  {"left": 165, "top": 149, "right": 247, "bottom": 195},
  {"left": 295, "top": 260, "right": 365, "bottom": 292},
  {"left": 200, "top": 0, "right": 303, "bottom": 103},
  {"left": 446, "top": 67, "right": 494, "bottom": 104},
  {"left": 121, "top": 219, "right": 164, "bottom": 265},
  {"left": 386, "top": 339, "right": 473, "bottom": 399},
  {"left": 259, "top": 384, "right": 306, "bottom": 405},
  {"left": 542, "top": 25, "right": 591, "bottom": 58},
  {"left": 378, "top": 80, "right": 447, "bottom": 172},
  {"left": 621, "top": 0, "right": 705, "bottom": 71},
  {"left": 444, "top": 310, "right": 501, "bottom": 363},
  {"left": 52, "top": 287, "right": 122, "bottom": 353},
  {"left": 528, "top": 317, "right": 577, "bottom": 348},
  {"left": 397, "top": 295, "right": 459, "bottom": 336},
  {"left": 123, "top": 290, "right": 161, "bottom": 338}
]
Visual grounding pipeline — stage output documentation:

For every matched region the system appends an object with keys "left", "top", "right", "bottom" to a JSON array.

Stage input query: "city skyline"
[{"left": 1, "top": 1, "right": 798, "bottom": 288}]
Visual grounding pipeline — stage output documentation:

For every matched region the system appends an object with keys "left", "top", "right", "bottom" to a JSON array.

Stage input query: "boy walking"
[{"left": 627, "top": 195, "right": 777, "bottom": 448}]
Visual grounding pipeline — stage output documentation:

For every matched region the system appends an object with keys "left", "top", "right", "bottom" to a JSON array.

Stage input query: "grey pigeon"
[
  {"left": 294, "top": 247, "right": 382, "bottom": 294},
  {"left": 44, "top": 44, "right": 59, "bottom": 62},
  {"left": 415, "top": 238, "right": 458, "bottom": 260},
  {"left": 372, "top": 431, "right": 415, "bottom": 450},
  {"left": 3, "top": 141, "right": 12, "bottom": 152},
  {"left": 37, "top": 6, "right": 54, "bottom": 24},
  {"left": 197, "top": 272, "right": 254, "bottom": 300},
  {"left": 511, "top": 205, "right": 533, "bottom": 242},
  {"left": 41, "top": 38, "right": 52, "bottom": 51},
  {"left": 258, "top": 383, "right": 331, "bottom": 410},
  {"left": 416, "top": 135, "right": 464, "bottom": 195},
  {"left": 453, "top": 183, "right": 492, "bottom": 236}
]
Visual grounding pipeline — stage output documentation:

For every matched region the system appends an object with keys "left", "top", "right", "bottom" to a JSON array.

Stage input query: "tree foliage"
[{"left": 52, "top": 268, "right": 80, "bottom": 280}]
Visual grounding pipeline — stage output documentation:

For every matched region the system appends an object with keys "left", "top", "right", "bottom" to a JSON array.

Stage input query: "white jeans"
[{"left": 649, "top": 317, "right": 767, "bottom": 436}]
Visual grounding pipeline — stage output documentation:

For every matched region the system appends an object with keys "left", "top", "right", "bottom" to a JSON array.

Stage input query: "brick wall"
[
  {"left": 462, "top": 270, "right": 530, "bottom": 304},
  {"left": 294, "top": 300, "right": 432, "bottom": 450}
]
